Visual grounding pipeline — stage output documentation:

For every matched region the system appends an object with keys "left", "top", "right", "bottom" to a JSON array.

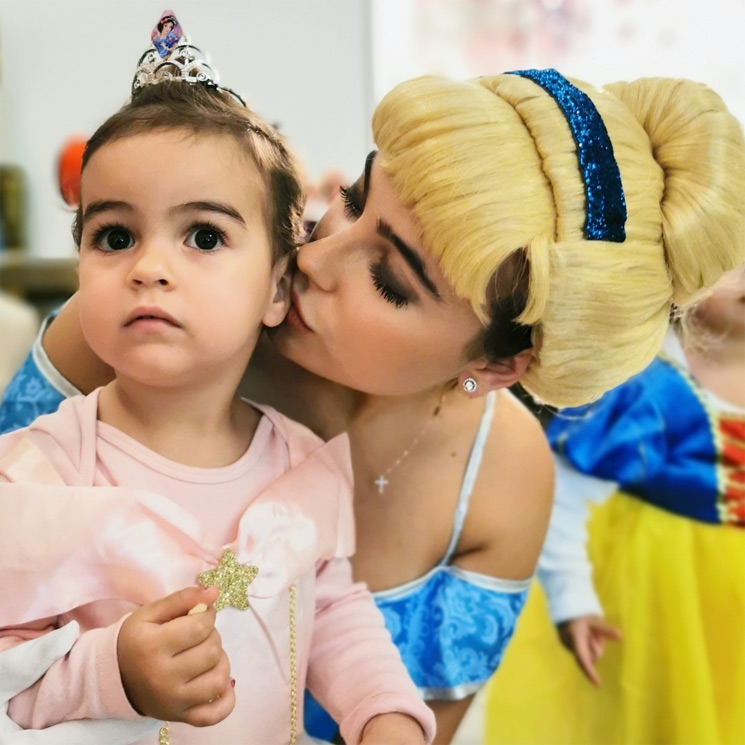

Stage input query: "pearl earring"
[{"left": 462, "top": 377, "right": 478, "bottom": 394}]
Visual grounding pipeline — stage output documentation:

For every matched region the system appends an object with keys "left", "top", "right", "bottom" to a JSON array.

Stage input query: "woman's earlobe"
[{"left": 460, "top": 348, "right": 532, "bottom": 395}]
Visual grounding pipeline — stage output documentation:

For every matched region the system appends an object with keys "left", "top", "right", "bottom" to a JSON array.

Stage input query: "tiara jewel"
[{"left": 131, "top": 10, "right": 245, "bottom": 106}]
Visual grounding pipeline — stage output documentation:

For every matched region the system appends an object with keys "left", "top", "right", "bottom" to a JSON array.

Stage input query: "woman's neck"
[
  {"left": 244, "top": 333, "right": 455, "bottom": 440},
  {"left": 242, "top": 333, "right": 363, "bottom": 438},
  {"left": 347, "top": 385, "right": 452, "bottom": 431},
  {"left": 97, "top": 377, "right": 259, "bottom": 467}
]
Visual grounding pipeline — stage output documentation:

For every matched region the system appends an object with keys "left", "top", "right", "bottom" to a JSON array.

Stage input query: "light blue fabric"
[
  {"left": 304, "top": 567, "right": 528, "bottom": 740},
  {"left": 375, "top": 566, "right": 528, "bottom": 698},
  {"left": 0, "top": 352, "right": 65, "bottom": 435},
  {"left": 0, "top": 313, "right": 79, "bottom": 435}
]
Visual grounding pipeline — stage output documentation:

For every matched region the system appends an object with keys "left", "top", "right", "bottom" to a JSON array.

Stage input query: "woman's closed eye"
[
  {"left": 339, "top": 185, "right": 363, "bottom": 220},
  {"left": 370, "top": 261, "right": 410, "bottom": 309},
  {"left": 185, "top": 222, "right": 227, "bottom": 251}
]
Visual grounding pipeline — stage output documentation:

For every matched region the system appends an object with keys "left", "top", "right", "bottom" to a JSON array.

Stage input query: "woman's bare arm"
[{"left": 42, "top": 293, "right": 115, "bottom": 394}]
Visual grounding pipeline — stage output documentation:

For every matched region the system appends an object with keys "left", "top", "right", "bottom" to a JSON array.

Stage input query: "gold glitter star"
[{"left": 198, "top": 549, "right": 258, "bottom": 611}]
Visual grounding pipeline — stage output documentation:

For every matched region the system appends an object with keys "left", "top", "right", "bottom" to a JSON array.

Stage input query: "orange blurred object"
[{"left": 58, "top": 136, "right": 87, "bottom": 206}]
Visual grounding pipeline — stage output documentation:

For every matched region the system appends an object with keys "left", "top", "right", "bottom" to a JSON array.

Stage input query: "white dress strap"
[{"left": 439, "top": 390, "right": 498, "bottom": 566}]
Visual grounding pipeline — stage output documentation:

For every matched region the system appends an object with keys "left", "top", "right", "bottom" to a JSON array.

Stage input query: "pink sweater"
[{"left": 0, "top": 391, "right": 435, "bottom": 744}]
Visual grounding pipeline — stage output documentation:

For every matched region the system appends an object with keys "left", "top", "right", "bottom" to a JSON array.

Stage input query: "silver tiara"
[{"left": 131, "top": 10, "right": 245, "bottom": 105}]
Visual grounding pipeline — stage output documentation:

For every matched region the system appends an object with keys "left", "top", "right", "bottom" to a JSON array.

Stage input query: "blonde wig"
[{"left": 372, "top": 73, "right": 745, "bottom": 407}]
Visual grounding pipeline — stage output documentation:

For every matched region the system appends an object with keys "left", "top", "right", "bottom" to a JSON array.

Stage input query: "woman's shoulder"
[
  {"left": 454, "top": 389, "right": 553, "bottom": 580},
  {"left": 485, "top": 389, "right": 554, "bottom": 486}
]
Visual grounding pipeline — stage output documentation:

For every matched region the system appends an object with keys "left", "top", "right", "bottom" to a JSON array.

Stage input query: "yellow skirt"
[{"left": 484, "top": 492, "right": 745, "bottom": 745}]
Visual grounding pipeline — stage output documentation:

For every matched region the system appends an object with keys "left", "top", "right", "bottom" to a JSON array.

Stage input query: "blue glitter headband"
[{"left": 508, "top": 69, "right": 627, "bottom": 242}]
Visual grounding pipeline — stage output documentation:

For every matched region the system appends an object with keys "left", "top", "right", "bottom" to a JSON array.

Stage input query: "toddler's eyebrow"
[
  {"left": 81, "top": 200, "right": 246, "bottom": 227},
  {"left": 82, "top": 200, "right": 133, "bottom": 224},
  {"left": 172, "top": 201, "right": 246, "bottom": 225}
]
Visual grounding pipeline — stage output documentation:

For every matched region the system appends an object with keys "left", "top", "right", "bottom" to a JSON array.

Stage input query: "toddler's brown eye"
[
  {"left": 187, "top": 225, "right": 226, "bottom": 251},
  {"left": 94, "top": 227, "right": 134, "bottom": 252},
  {"left": 194, "top": 228, "right": 219, "bottom": 250},
  {"left": 106, "top": 229, "right": 132, "bottom": 250}
]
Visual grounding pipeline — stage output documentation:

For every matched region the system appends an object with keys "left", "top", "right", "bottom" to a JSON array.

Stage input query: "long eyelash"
[
  {"left": 91, "top": 222, "right": 130, "bottom": 245},
  {"left": 339, "top": 186, "right": 362, "bottom": 219},
  {"left": 191, "top": 220, "right": 228, "bottom": 244},
  {"left": 370, "top": 262, "right": 409, "bottom": 308}
]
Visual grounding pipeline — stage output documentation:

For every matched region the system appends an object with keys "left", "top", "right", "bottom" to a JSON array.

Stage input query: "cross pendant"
[{"left": 374, "top": 475, "right": 389, "bottom": 494}]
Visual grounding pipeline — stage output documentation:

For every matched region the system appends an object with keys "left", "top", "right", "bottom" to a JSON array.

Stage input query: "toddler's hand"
[
  {"left": 557, "top": 614, "right": 622, "bottom": 687},
  {"left": 117, "top": 586, "right": 235, "bottom": 726}
]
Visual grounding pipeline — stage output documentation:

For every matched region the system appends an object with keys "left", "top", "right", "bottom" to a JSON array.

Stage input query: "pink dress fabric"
[{"left": 0, "top": 390, "right": 435, "bottom": 744}]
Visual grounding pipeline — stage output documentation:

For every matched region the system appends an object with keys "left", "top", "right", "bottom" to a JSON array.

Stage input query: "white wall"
[
  {"left": 0, "top": 0, "right": 374, "bottom": 257},
  {"left": 371, "top": 0, "right": 745, "bottom": 126}
]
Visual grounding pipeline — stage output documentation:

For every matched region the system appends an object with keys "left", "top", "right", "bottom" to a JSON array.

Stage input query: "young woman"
[{"left": 2, "top": 68, "right": 744, "bottom": 742}]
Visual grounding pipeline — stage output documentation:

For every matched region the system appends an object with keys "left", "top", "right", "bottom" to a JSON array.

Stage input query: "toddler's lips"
[{"left": 125, "top": 307, "right": 180, "bottom": 327}]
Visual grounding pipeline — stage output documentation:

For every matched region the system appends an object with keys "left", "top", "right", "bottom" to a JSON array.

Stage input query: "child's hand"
[
  {"left": 557, "top": 615, "right": 622, "bottom": 687},
  {"left": 117, "top": 586, "right": 235, "bottom": 726},
  {"left": 359, "top": 712, "right": 427, "bottom": 745}
]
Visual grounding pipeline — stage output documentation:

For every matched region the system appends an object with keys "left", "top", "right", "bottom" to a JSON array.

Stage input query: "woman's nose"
[
  {"left": 296, "top": 231, "right": 349, "bottom": 293},
  {"left": 127, "top": 242, "right": 175, "bottom": 288}
]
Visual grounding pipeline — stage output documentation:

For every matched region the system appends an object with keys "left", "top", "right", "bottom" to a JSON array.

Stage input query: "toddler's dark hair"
[{"left": 73, "top": 81, "right": 305, "bottom": 263}]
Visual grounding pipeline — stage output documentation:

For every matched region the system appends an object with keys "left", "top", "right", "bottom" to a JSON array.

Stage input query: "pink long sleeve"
[
  {"left": 308, "top": 557, "right": 436, "bottom": 745},
  {"left": 1, "top": 615, "right": 144, "bottom": 728}
]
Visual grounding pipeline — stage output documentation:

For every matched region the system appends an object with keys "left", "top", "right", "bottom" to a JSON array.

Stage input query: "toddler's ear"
[{"left": 263, "top": 256, "right": 292, "bottom": 328}]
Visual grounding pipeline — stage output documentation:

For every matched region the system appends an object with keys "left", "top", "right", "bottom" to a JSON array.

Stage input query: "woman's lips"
[{"left": 287, "top": 291, "right": 312, "bottom": 332}]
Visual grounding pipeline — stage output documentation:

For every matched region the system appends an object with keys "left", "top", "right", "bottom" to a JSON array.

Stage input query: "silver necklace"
[{"left": 374, "top": 390, "right": 447, "bottom": 494}]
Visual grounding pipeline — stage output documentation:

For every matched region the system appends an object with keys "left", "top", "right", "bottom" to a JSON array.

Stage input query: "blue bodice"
[{"left": 304, "top": 565, "right": 528, "bottom": 740}]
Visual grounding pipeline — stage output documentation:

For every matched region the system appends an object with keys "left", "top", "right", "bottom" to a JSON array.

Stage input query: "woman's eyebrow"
[
  {"left": 363, "top": 150, "right": 376, "bottom": 200},
  {"left": 377, "top": 219, "right": 440, "bottom": 300}
]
